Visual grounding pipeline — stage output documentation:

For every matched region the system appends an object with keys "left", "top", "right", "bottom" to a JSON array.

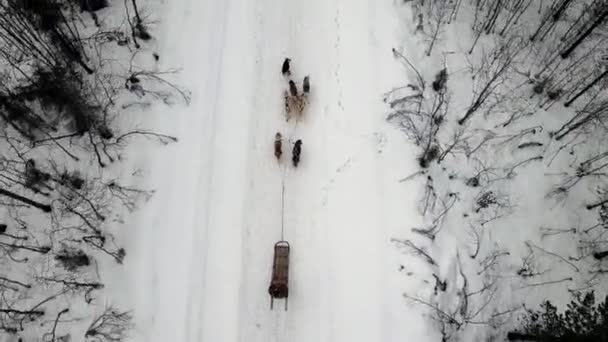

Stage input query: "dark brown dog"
[
  {"left": 303, "top": 76, "right": 310, "bottom": 93},
  {"left": 274, "top": 132, "right": 282, "bottom": 160},
  {"left": 292, "top": 139, "right": 302, "bottom": 167},
  {"left": 289, "top": 80, "right": 298, "bottom": 97}
]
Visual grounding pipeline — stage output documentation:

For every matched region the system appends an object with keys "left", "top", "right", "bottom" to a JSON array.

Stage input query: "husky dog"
[
  {"left": 281, "top": 58, "right": 291, "bottom": 76},
  {"left": 288, "top": 80, "right": 298, "bottom": 97},
  {"left": 303, "top": 76, "right": 310, "bottom": 94},
  {"left": 284, "top": 90, "right": 307, "bottom": 122},
  {"left": 292, "top": 139, "right": 302, "bottom": 167},
  {"left": 274, "top": 132, "right": 283, "bottom": 160},
  {"left": 283, "top": 91, "right": 291, "bottom": 121}
]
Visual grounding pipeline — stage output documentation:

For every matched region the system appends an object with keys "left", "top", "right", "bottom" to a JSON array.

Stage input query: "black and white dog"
[{"left": 281, "top": 58, "right": 291, "bottom": 76}]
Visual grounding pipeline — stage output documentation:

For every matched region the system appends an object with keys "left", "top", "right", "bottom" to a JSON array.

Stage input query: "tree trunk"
[
  {"left": 553, "top": 0, "right": 574, "bottom": 20},
  {"left": 561, "top": 7, "right": 608, "bottom": 58},
  {"left": 587, "top": 197, "right": 608, "bottom": 210},
  {"left": 0, "top": 308, "right": 44, "bottom": 316},
  {"left": 131, "top": 0, "right": 142, "bottom": 24},
  {"left": 0, "top": 188, "right": 52, "bottom": 212},
  {"left": 564, "top": 69, "right": 608, "bottom": 107},
  {"left": 554, "top": 105, "right": 607, "bottom": 140}
]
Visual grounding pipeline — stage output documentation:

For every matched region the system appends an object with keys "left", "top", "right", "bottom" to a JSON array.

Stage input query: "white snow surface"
[{"left": 110, "top": 0, "right": 434, "bottom": 341}]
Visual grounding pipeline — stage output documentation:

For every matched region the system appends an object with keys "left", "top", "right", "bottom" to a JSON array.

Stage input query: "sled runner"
[{"left": 268, "top": 240, "right": 290, "bottom": 310}]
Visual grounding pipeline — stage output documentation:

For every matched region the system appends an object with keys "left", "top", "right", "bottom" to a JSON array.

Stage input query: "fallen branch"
[
  {"left": 518, "top": 277, "right": 572, "bottom": 289},
  {"left": 114, "top": 130, "right": 178, "bottom": 145},
  {"left": 526, "top": 241, "right": 579, "bottom": 272},
  {"left": 392, "top": 48, "right": 425, "bottom": 90}
]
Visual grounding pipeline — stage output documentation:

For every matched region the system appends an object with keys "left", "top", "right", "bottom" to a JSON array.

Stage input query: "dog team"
[{"left": 274, "top": 58, "right": 309, "bottom": 167}]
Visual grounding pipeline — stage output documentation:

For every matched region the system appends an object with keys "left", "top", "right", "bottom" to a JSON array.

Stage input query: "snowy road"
[{"left": 122, "top": 0, "right": 430, "bottom": 341}]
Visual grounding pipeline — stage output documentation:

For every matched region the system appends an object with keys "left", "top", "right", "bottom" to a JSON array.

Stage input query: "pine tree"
[{"left": 508, "top": 292, "right": 608, "bottom": 341}]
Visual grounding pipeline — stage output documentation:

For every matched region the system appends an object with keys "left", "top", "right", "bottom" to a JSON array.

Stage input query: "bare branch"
[{"left": 391, "top": 238, "right": 437, "bottom": 266}]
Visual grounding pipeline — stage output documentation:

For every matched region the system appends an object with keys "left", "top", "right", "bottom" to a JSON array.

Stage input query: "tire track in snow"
[
  {"left": 176, "top": 0, "right": 392, "bottom": 341},
  {"left": 138, "top": 0, "right": 435, "bottom": 340},
  {"left": 192, "top": 0, "right": 259, "bottom": 340},
  {"left": 285, "top": 1, "right": 336, "bottom": 341},
  {"left": 124, "top": 0, "right": 231, "bottom": 339},
  {"left": 235, "top": 0, "right": 294, "bottom": 341},
  {"left": 181, "top": 0, "right": 231, "bottom": 340},
  {"left": 333, "top": 7, "right": 344, "bottom": 112}
]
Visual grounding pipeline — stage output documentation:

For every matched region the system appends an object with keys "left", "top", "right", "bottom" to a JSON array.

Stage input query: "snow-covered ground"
[
  {"left": 108, "top": 0, "right": 438, "bottom": 341},
  {"left": 95, "top": 0, "right": 608, "bottom": 340}
]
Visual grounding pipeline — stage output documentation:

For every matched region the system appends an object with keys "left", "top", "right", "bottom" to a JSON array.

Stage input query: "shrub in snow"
[
  {"left": 432, "top": 68, "right": 448, "bottom": 92},
  {"left": 134, "top": 22, "right": 152, "bottom": 41},
  {"left": 466, "top": 176, "right": 480, "bottom": 187},
  {"left": 418, "top": 145, "right": 440, "bottom": 168},
  {"left": 532, "top": 78, "right": 550, "bottom": 95},
  {"left": 24, "top": 159, "right": 52, "bottom": 194},
  {"left": 55, "top": 247, "right": 91, "bottom": 271},
  {"left": 15, "top": 66, "right": 97, "bottom": 137},
  {"left": 59, "top": 171, "right": 85, "bottom": 190},
  {"left": 547, "top": 89, "right": 561, "bottom": 101},
  {"left": 475, "top": 191, "right": 497, "bottom": 213},
  {"left": 85, "top": 307, "right": 133, "bottom": 342},
  {"left": 508, "top": 291, "right": 608, "bottom": 341}
]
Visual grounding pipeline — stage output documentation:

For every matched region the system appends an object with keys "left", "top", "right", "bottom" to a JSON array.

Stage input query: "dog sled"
[{"left": 268, "top": 240, "right": 290, "bottom": 310}]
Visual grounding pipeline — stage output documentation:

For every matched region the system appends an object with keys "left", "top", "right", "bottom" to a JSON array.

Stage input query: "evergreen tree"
[{"left": 508, "top": 292, "right": 608, "bottom": 341}]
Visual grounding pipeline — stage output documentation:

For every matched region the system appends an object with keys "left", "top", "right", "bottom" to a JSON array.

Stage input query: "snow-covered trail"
[{"left": 122, "top": 0, "right": 430, "bottom": 341}]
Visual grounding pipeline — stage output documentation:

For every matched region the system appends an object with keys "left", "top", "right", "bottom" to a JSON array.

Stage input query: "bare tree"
[
  {"left": 560, "top": 4, "right": 608, "bottom": 58},
  {"left": 386, "top": 51, "right": 449, "bottom": 168},
  {"left": 85, "top": 306, "right": 133, "bottom": 342},
  {"left": 421, "top": 1, "right": 453, "bottom": 56},
  {"left": 458, "top": 36, "right": 526, "bottom": 125},
  {"left": 0, "top": 1, "right": 184, "bottom": 339}
]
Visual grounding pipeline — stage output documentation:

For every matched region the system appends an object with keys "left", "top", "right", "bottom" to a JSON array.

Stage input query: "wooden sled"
[{"left": 268, "top": 241, "right": 290, "bottom": 310}]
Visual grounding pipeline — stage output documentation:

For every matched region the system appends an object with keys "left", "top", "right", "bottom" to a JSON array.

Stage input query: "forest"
[
  {"left": 389, "top": 0, "right": 608, "bottom": 340},
  {"left": 0, "top": 0, "right": 185, "bottom": 339}
]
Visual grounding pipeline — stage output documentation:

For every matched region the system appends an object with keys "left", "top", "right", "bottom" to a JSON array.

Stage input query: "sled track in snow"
[
  {"left": 130, "top": 0, "right": 442, "bottom": 340},
  {"left": 280, "top": 119, "right": 300, "bottom": 242},
  {"left": 171, "top": 0, "right": 423, "bottom": 341}
]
